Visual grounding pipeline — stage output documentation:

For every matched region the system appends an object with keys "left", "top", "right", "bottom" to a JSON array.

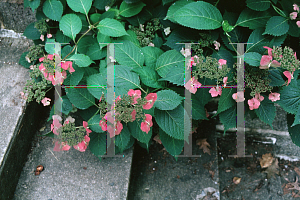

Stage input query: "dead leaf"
[
  {"left": 196, "top": 138, "right": 211, "bottom": 155},
  {"left": 295, "top": 167, "right": 300, "bottom": 177},
  {"left": 263, "top": 158, "right": 279, "bottom": 179},
  {"left": 209, "top": 170, "right": 215, "bottom": 179},
  {"left": 233, "top": 177, "right": 241, "bottom": 184},
  {"left": 259, "top": 153, "right": 274, "bottom": 168},
  {"left": 153, "top": 134, "right": 162, "bottom": 144},
  {"left": 39, "top": 126, "right": 46, "bottom": 132},
  {"left": 286, "top": 176, "right": 300, "bottom": 192}
]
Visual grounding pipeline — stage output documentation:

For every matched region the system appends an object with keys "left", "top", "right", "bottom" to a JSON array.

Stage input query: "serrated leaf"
[
  {"left": 66, "top": 87, "right": 95, "bottom": 109},
  {"left": 86, "top": 42, "right": 107, "bottom": 60},
  {"left": 77, "top": 35, "right": 96, "bottom": 54},
  {"left": 288, "top": 20, "right": 300, "bottom": 37},
  {"left": 90, "top": 13, "right": 102, "bottom": 24},
  {"left": 19, "top": 52, "right": 31, "bottom": 69},
  {"left": 159, "top": 128, "right": 184, "bottom": 159},
  {"left": 141, "top": 46, "right": 164, "bottom": 66},
  {"left": 115, "top": 40, "right": 144, "bottom": 68},
  {"left": 246, "top": 0, "right": 270, "bottom": 11},
  {"left": 97, "top": 18, "right": 128, "bottom": 37},
  {"left": 23, "top": 22, "right": 41, "bottom": 40},
  {"left": 68, "top": 54, "right": 95, "bottom": 67},
  {"left": 236, "top": 8, "right": 272, "bottom": 29},
  {"left": 254, "top": 96, "right": 276, "bottom": 128},
  {"left": 277, "top": 82, "right": 300, "bottom": 115},
  {"left": 183, "top": 98, "right": 207, "bottom": 120},
  {"left": 43, "top": 0, "right": 63, "bottom": 21},
  {"left": 131, "top": 65, "right": 165, "bottom": 89},
  {"left": 219, "top": 105, "right": 237, "bottom": 134},
  {"left": 164, "top": 28, "right": 199, "bottom": 51},
  {"left": 59, "top": 14, "right": 82, "bottom": 41},
  {"left": 154, "top": 90, "right": 183, "bottom": 110},
  {"left": 88, "top": 114, "right": 104, "bottom": 133},
  {"left": 263, "top": 16, "right": 289, "bottom": 36},
  {"left": 244, "top": 52, "right": 262, "bottom": 66},
  {"left": 70, "top": 65, "right": 84, "bottom": 85},
  {"left": 220, "top": 27, "right": 249, "bottom": 52},
  {"left": 268, "top": 68, "right": 285, "bottom": 86},
  {"left": 165, "top": 0, "right": 190, "bottom": 22},
  {"left": 217, "top": 88, "right": 236, "bottom": 114},
  {"left": 89, "top": 132, "right": 107, "bottom": 161},
  {"left": 24, "top": 0, "right": 40, "bottom": 12},
  {"left": 155, "top": 104, "right": 191, "bottom": 142},
  {"left": 86, "top": 73, "right": 107, "bottom": 99},
  {"left": 56, "top": 30, "right": 71, "bottom": 44},
  {"left": 62, "top": 45, "right": 75, "bottom": 59},
  {"left": 97, "top": 32, "right": 111, "bottom": 49},
  {"left": 127, "top": 120, "right": 152, "bottom": 145},
  {"left": 66, "top": 0, "right": 92, "bottom": 15},
  {"left": 118, "top": 30, "right": 140, "bottom": 47},
  {"left": 158, "top": 65, "right": 185, "bottom": 86},
  {"left": 156, "top": 50, "right": 184, "bottom": 78},
  {"left": 115, "top": 124, "right": 131, "bottom": 152},
  {"left": 173, "top": 1, "right": 223, "bottom": 30},
  {"left": 287, "top": 114, "right": 300, "bottom": 147},
  {"left": 119, "top": 1, "right": 146, "bottom": 17}
]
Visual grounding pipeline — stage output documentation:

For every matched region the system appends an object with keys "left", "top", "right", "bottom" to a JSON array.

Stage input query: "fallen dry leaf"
[
  {"left": 263, "top": 158, "right": 279, "bottom": 179},
  {"left": 259, "top": 153, "right": 274, "bottom": 168},
  {"left": 295, "top": 167, "right": 300, "bottom": 177},
  {"left": 196, "top": 138, "right": 211, "bottom": 155},
  {"left": 209, "top": 170, "right": 215, "bottom": 179},
  {"left": 286, "top": 176, "right": 300, "bottom": 191},
  {"left": 153, "top": 134, "right": 162, "bottom": 144},
  {"left": 233, "top": 177, "right": 241, "bottom": 184}
]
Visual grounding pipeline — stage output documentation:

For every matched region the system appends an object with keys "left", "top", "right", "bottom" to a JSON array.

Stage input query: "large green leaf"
[
  {"left": 154, "top": 90, "right": 184, "bottom": 110},
  {"left": 49, "top": 95, "right": 73, "bottom": 117},
  {"left": 263, "top": 16, "right": 289, "bottom": 36},
  {"left": 141, "top": 46, "right": 164, "bottom": 66},
  {"left": 158, "top": 65, "right": 185, "bottom": 86},
  {"left": 59, "top": 14, "right": 82, "bottom": 41},
  {"left": 254, "top": 95, "right": 276, "bottom": 128},
  {"left": 268, "top": 68, "right": 285, "bottom": 86},
  {"left": 217, "top": 88, "right": 236, "bottom": 114},
  {"left": 70, "top": 65, "right": 85, "bottom": 86},
  {"left": 119, "top": 1, "right": 146, "bottom": 17},
  {"left": 173, "top": 1, "right": 222, "bottom": 30},
  {"left": 219, "top": 105, "right": 237, "bottom": 134},
  {"left": 66, "top": 0, "right": 93, "bottom": 15},
  {"left": 97, "top": 32, "right": 111, "bottom": 49},
  {"left": 97, "top": 18, "right": 128, "bottom": 37},
  {"left": 127, "top": 120, "right": 152, "bottom": 146},
  {"left": 115, "top": 124, "right": 131, "bottom": 152},
  {"left": 23, "top": 22, "right": 41, "bottom": 40},
  {"left": 77, "top": 35, "right": 96, "bottom": 54},
  {"left": 66, "top": 87, "right": 95, "bottom": 109},
  {"left": 131, "top": 65, "right": 165, "bottom": 89},
  {"left": 277, "top": 80, "right": 300, "bottom": 115},
  {"left": 155, "top": 50, "right": 184, "bottom": 78},
  {"left": 86, "top": 73, "right": 107, "bottom": 99},
  {"left": 164, "top": 28, "right": 199, "bottom": 51},
  {"left": 115, "top": 40, "right": 144, "bottom": 69},
  {"left": 244, "top": 52, "right": 262, "bottom": 67},
  {"left": 56, "top": 30, "right": 72, "bottom": 44},
  {"left": 183, "top": 98, "right": 207, "bottom": 120},
  {"left": 43, "top": 0, "right": 63, "bottom": 21},
  {"left": 287, "top": 114, "right": 300, "bottom": 147},
  {"left": 89, "top": 132, "right": 107, "bottom": 161},
  {"left": 155, "top": 104, "right": 191, "bottom": 142},
  {"left": 246, "top": 0, "right": 270, "bottom": 11},
  {"left": 159, "top": 128, "right": 184, "bottom": 159},
  {"left": 86, "top": 42, "right": 107, "bottom": 60},
  {"left": 87, "top": 113, "right": 104, "bottom": 133},
  {"left": 68, "top": 54, "right": 95, "bottom": 67},
  {"left": 118, "top": 30, "right": 140, "bottom": 47},
  {"left": 19, "top": 52, "right": 31, "bottom": 69},
  {"left": 24, "top": 0, "right": 40, "bottom": 12},
  {"left": 235, "top": 8, "right": 272, "bottom": 29},
  {"left": 165, "top": 0, "right": 191, "bottom": 23}
]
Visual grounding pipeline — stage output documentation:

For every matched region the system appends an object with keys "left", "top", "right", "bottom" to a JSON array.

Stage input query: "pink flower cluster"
[
  {"left": 260, "top": 46, "right": 280, "bottom": 69},
  {"left": 99, "top": 90, "right": 157, "bottom": 138},
  {"left": 38, "top": 54, "right": 75, "bottom": 86},
  {"left": 51, "top": 115, "right": 91, "bottom": 152},
  {"left": 290, "top": 4, "right": 300, "bottom": 28}
]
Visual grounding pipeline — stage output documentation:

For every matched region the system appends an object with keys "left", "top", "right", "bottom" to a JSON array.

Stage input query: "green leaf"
[
  {"left": 220, "top": 27, "right": 249, "bottom": 52},
  {"left": 59, "top": 14, "right": 82, "bottom": 41},
  {"left": 66, "top": 0, "right": 92, "bottom": 15},
  {"left": 164, "top": 28, "right": 199, "bottom": 51},
  {"left": 115, "top": 124, "right": 131, "bottom": 152},
  {"left": 70, "top": 65, "right": 85, "bottom": 85},
  {"left": 47, "top": 95, "right": 72, "bottom": 122},
  {"left": 244, "top": 52, "right": 262, "bottom": 67},
  {"left": 90, "top": 13, "right": 102, "bottom": 24},
  {"left": 89, "top": 132, "right": 107, "bottom": 161},
  {"left": 155, "top": 104, "right": 191, "bottom": 141},
  {"left": 156, "top": 50, "right": 184, "bottom": 78},
  {"left": 66, "top": 87, "right": 95, "bottom": 109},
  {"left": 97, "top": 18, "right": 128, "bottom": 37},
  {"left": 88, "top": 114, "right": 104, "bottom": 133},
  {"left": 173, "top": 1, "right": 223, "bottom": 30},
  {"left": 119, "top": 1, "right": 146, "bottom": 17},
  {"left": 268, "top": 68, "right": 285, "bottom": 86},
  {"left": 86, "top": 42, "right": 107, "bottom": 60},
  {"left": 211, "top": 48, "right": 234, "bottom": 68},
  {"left": 115, "top": 40, "right": 144, "bottom": 68},
  {"left": 68, "top": 54, "right": 95, "bottom": 67},
  {"left": 254, "top": 96, "right": 276, "bottom": 128},
  {"left": 19, "top": 52, "right": 31, "bottom": 69},
  {"left": 184, "top": 98, "right": 207, "bottom": 120},
  {"left": 292, "top": 106, "right": 300, "bottom": 127},
  {"left": 55, "top": 30, "right": 71, "bottom": 44},
  {"left": 246, "top": 0, "right": 270, "bottom": 11},
  {"left": 165, "top": 0, "right": 190, "bottom": 23},
  {"left": 97, "top": 32, "right": 111, "bottom": 49},
  {"left": 45, "top": 39, "right": 56, "bottom": 54},
  {"left": 23, "top": 22, "right": 41, "bottom": 40},
  {"left": 236, "top": 8, "right": 272, "bottom": 29},
  {"left": 277, "top": 82, "right": 300, "bottom": 115},
  {"left": 118, "top": 30, "right": 140, "bottom": 47},
  {"left": 217, "top": 88, "right": 236, "bottom": 114},
  {"left": 159, "top": 128, "right": 184, "bottom": 159},
  {"left": 154, "top": 90, "right": 183, "bottom": 110},
  {"left": 287, "top": 114, "right": 300, "bottom": 147},
  {"left": 127, "top": 120, "right": 152, "bottom": 146},
  {"left": 43, "top": 0, "right": 63, "bottom": 21},
  {"left": 158, "top": 65, "right": 185, "bottom": 86},
  {"left": 163, "top": 0, "right": 176, "bottom": 5},
  {"left": 141, "top": 46, "right": 164, "bottom": 66},
  {"left": 77, "top": 35, "right": 96, "bottom": 54},
  {"left": 219, "top": 105, "right": 237, "bottom": 134},
  {"left": 263, "top": 16, "right": 289, "bottom": 36},
  {"left": 24, "top": 0, "right": 40, "bottom": 12},
  {"left": 288, "top": 20, "right": 300, "bottom": 37},
  {"left": 86, "top": 73, "right": 107, "bottom": 99},
  {"left": 62, "top": 45, "right": 75, "bottom": 59},
  {"left": 131, "top": 65, "right": 165, "bottom": 89},
  {"left": 193, "top": 78, "right": 213, "bottom": 105}
]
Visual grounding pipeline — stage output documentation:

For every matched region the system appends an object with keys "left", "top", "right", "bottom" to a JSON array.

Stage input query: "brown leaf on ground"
[
  {"left": 295, "top": 167, "right": 300, "bottom": 177},
  {"left": 286, "top": 176, "right": 300, "bottom": 191},
  {"left": 209, "top": 170, "right": 215, "bottom": 180},
  {"left": 233, "top": 177, "right": 241, "bottom": 184},
  {"left": 153, "top": 134, "right": 162, "bottom": 144},
  {"left": 263, "top": 158, "right": 279, "bottom": 179},
  {"left": 259, "top": 153, "right": 274, "bottom": 168},
  {"left": 196, "top": 138, "right": 211, "bottom": 155}
]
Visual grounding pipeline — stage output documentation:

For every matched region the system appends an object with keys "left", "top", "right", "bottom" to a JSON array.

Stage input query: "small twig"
[{"left": 48, "top": 148, "right": 59, "bottom": 161}]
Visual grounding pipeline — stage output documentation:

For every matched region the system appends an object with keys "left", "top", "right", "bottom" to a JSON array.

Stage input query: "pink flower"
[
  {"left": 40, "top": 35, "right": 44, "bottom": 41},
  {"left": 290, "top": 12, "right": 298, "bottom": 20},
  {"left": 218, "top": 59, "right": 227, "bottom": 68},
  {"left": 47, "top": 33, "right": 52, "bottom": 38},
  {"left": 232, "top": 91, "right": 245, "bottom": 102},
  {"left": 209, "top": 87, "right": 222, "bottom": 97},
  {"left": 223, "top": 77, "right": 228, "bottom": 87},
  {"left": 51, "top": 115, "right": 62, "bottom": 135},
  {"left": 47, "top": 54, "right": 54, "bottom": 60},
  {"left": 107, "top": 121, "right": 123, "bottom": 138},
  {"left": 83, "top": 121, "right": 92, "bottom": 135},
  {"left": 260, "top": 47, "right": 281, "bottom": 69},
  {"left": 39, "top": 57, "right": 45, "bottom": 62},
  {"left": 20, "top": 92, "right": 27, "bottom": 100},
  {"left": 41, "top": 97, "right": 51, "bottom": 106},
  {"left": 263, "top": 46, "right": 273, "bottom": 56},
  {"left": 213, "top": 41, "right": 220, "bottom": 51},
  {"left": 131, "top": 110, "right": 136, "bottom": 121},
  {"left": 53, "top": 141, "right": 71, "bottom": 151},
  {"left": 141, "top": 114, "right": 153, "bottom": 134},
  {"left": 269, "top": 92, "right": 280, "bottom": 102},
  {"left": 61, "top": 61, "right": 75, "bottom": 73},
  {"left": 283, "top": 70, "right": 295, "bottom": 86},
  {"left": 128, "top": 89, "right": 141, "bottom": 104},
  {"left": 64, "top": 116, "right": 75, "bottom": 125},
  {"left": 293, "top": 4, "right": 299, "bottom": 12},
  {"left": 297, "top": 21, "right": 300, "bottom": 28},
  {"left": 143, "top": 93, "right": 157, "bottom": 110},
  {"left": 99, "top": 119, "right": 107, "bottom": 131},
  {"left": 255, "top": 93, "right": 264, "bottom": 102},
  {"left": 74, "top": 135, "right": 90, "bottom": 152},
  {"left": 248, "top": 98, "right": 261, "bottom": 110},
  {"left": 185, "top": 77, "right": 202, "bottom": 94},
  {"left": 50, "top": 71, "right": 67, "bottom": 85},
  {"left": 260, "top": 55, "right": 272, "bottom": 67}
]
